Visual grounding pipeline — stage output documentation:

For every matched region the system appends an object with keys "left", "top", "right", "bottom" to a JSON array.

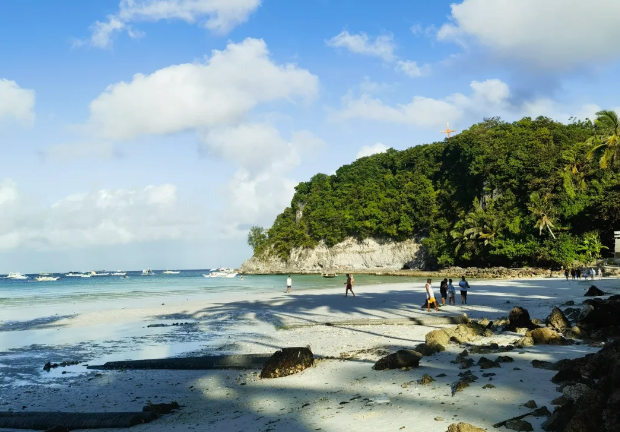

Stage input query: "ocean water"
[{"left": 0, "top": 270, "right": 419, "bottom": 309}]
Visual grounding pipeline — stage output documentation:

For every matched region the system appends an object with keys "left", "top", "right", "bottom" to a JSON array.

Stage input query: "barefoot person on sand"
[
  {"left": 439, "top": 278, "right": 448, "bottom": 306},
  {"left": 459, "top": 276, "right": 470, "bottom": 304},
  {"left": 447, "top": 278, "right": 456, "bottom": 305},
  {"left": 286, "top": 276, "right": 292, "bottom": 293},
  {"left": 345, "top": 274, "right": 355, "bottom": 297},
  {"left": 425, "top": 279, "right": 439, "bottom": 312}
]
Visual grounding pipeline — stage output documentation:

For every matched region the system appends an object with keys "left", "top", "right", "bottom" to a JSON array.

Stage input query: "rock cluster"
[
  {"left": 260, "top": 347, "right": 314, "bottom": 379},
  {"left": 374, "top": 349, "right": 423, "bottom": 370}
]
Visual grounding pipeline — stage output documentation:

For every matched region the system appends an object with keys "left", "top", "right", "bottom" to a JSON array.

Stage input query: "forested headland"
[{"left": 248, "top": 111, "right": 620, "bottom": 269}]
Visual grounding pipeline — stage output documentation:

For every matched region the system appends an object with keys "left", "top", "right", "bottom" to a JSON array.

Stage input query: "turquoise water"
[{"left": 0, "top": 270, "right": 420, "bottom": 309}]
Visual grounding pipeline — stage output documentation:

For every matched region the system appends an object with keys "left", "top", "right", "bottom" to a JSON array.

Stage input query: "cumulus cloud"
[
  {"left": 437, "top": 0, "right": 620, "bottom": 70},
  {"left": 0, "top": 180, "right": 204, "bottom": 251},
  {"left": 39, "top": 142, "right": 121, "bottom": 161},
  {"left": 357, "top": 143, "right": 389, "bottom": 159},
  {"left": 200, "top": 123, "right": 325, "bottom": 237},
  {"left": 0, "top": 78, "right": 35, "bottom": 126},
  {"left": 332, "top": 78, "right": 599, "bottom": 128},
  {"left": 87, "top": 38, "right": 318, "bottom": 140},
  {"left": 396, "top": 60, "right": 431, "bottom": 78},
  {"left": 79, "top": 0, "right": 261, "bottom": 48},
  {"left": 326, "top": 31, "right": 396, "bottom": 62}
]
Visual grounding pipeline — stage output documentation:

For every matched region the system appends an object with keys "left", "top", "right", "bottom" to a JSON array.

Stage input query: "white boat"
[
  {"left": 80, "top": 274, "right": 91, "bottom": 278},
  {"left": 111, "top": 271, "right": 126, "bottom": 276},
  {"left": 203, "top": 268, "right": 238, "bottom": 278},
  {"left": 5, "top": 272, "right": 28, "bottom": 280},
  {"left": 162, "top": 270, "right": 180, "bottom": 274},
  {"left": 65, "top": 272, "right": 84, "bottom": 277},
  {"left": 35, "top": 276, "right": 60, "bottom": 282},
  {"left": 142, "top": 269, "right": 156, "bottom": 275},
  {"left": 90, "top": 271, "right": 110, "bottom": 276}
]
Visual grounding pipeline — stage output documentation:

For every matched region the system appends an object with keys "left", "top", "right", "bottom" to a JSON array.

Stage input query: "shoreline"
[{"left": 1, "top": 277, "right": 619, "bottom": 431}]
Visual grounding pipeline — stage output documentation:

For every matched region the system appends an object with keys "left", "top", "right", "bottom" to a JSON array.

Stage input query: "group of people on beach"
[
  {"left": 425, "top": 276, "right": 470, "bottom": 312},
  {"left": 564, "top": 267, "right": 603, "bottom": 281}
]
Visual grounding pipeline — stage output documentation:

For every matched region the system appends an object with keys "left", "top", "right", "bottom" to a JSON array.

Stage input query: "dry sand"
[{"left": 1, "top": 277, "right": 618, "bottom": 431}]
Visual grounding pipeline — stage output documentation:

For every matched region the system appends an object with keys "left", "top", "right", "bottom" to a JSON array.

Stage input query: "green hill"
[{"left": 248, "top": 113, "right": 620, "bottom": 269}]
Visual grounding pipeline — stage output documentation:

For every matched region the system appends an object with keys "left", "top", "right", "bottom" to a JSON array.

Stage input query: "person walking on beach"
[
  {"left": 598, "top": 267, "right": 603, "bottom": 280},
  {"left": 286, "top": 276, "right": 292, "bottom": 293},
  {"left": 425, "top": 279, "right": 439, "bottom": 312},
  {"left": 564, "top": 269, "right": 569, "bottom": 281},
  {"left": 570, "top": 268, "right": 576, "bottom": 281},
  {"left": 459, "top": 276, "right": 470, "bottom": 304},
  {"left": 447, "top": 278, "right": 456, "bottom": 305},
  {"left": 576, "top": 268, "right": 581, "bottom": 280},
  {"left": 439, "top": 278, "right": 448, "bottom": 306},
  {"left": 345, "top": 274, "right": 355, "bottom": 297}
]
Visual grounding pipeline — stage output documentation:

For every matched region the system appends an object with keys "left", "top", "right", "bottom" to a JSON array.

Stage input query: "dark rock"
[
  {"left": 506, "top": 307, "right": 537, "bottom": 331},
  {"left": 374, "top": 350, "right": 423, "bottom": 371},
  {"left": 527, "top": 327, "right": 570, "bottom": 345},
  {"left": 584, "top": 286, "right": 604, "bottom": 297},
  {"left": 497, "top": 355, "right": 514, "bottom": 363},
  {"left": 524, "top": 400, "right": 537, "bottom": 409},
  {"left": 436, "top": 373, "right": 447, "bottom": 378},
  {"left": 143, "top": 401, "right": 180, "bottom": 415},
  {"left": 425, "top": 330, "right": 450, "bottom": 353},
  {"left": 260, "top": 347, "right": 314, "bottom": 378},
  {"left": 562, "top": 383, "right": 590, "bottom": 402},
  {"left": 505, "top": 419, "right": 533, "bottom": 431},
  {"left": 458, "top": 358, "right": 474, "bottom": 369},
  {"left": 482, "top": 384, "right": 495, "bottom": 389},
  {"left": 542, "top": 403, "right": 574, "bottom": 430},
  {"left": 44, "top": 427, "right": 70, "bottom": 432},
  {"left": 552, "top": 368, "right": 583, "bottom": 384},
  {"left": 419, "top": 374, "right": 435, "bottom": 385},
  {"left": 546, "top": 307, "right": 571, "bottom": 332},
  {"left": 551, "top": 395, "right": 570, "bottom": 406},
  {"left": 477, "top": 357, "right": 500, "bottom": 369},
  {"left": 482, "top": 373, "right": 496, "bottom": 377},
  {"left": 452, "top": 380, "right": 470, "bottom": 394},
  {"left": 457, "top": 370, "right": 479, "bottom": 383},
  {"left": 532, "top": 360, "right": 558, "bottom": 370},
  {"left": 563, "top": 301, "right": 575, "bottom": 306},
  {"left": 532, "top": 406, "right": 551, "bottom": 417}
]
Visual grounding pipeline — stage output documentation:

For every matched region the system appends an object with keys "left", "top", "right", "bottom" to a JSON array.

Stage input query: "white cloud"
[
  {"left": 396, "top": 60, "right": 431, "bottom": 78},
  {"left": 332, "top": 78, "right": 601, "bottom": 128},
  {"left": 39, "top": 142, "right": 121, "bottom": 161},
  {"left": 0, "top": 78, "right": 35, "bottom": 126},
  {"left": 0, "top": 180, "right": 204, "bottom": 251},
  {"left": 359, "top": 77, "right": 395, "bottom": 94},
  {"left": 80, "top": 0, "right": 261, "bottom": 48},
  {"left": 200, "top": 123, "right": 325, "bottom": 237},
  {"left": 437, "top": 0, "right": 620, "bottom": 70},
  {"left": 87, "top": 38, "right": 319, "bottom": 140},
  {"left": 326, "top": 31, "right": 396, "bottom": 62},
  {"left": 357, "top": 143, "right": 389, "bottom": 159}
]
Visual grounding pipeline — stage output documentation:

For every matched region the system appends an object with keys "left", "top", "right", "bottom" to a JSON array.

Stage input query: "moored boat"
[
  {"left": 5, "top": 272, "right": 28, "bottom": 280},
  {"left": 35, "top": 276, "right": 60, "bottom": 282}
]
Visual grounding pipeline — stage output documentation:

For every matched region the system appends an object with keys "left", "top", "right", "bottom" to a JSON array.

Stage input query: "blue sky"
[{"left": 1, "top": 0, "right": 619, "bottom": 273}]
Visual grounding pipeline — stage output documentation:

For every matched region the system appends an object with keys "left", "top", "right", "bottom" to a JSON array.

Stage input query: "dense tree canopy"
[{"left": 250, "top": 114, "right": 620, "bottom": 269}]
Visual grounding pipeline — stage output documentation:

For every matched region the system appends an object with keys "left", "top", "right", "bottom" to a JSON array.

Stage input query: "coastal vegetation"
[{"left": 249, "top": 112, "right": 620, "bottom": 269}]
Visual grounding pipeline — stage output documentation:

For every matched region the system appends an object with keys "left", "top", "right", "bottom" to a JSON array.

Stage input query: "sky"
[{"left": 1, "top": 0, "right": 620, "bottom": 273}]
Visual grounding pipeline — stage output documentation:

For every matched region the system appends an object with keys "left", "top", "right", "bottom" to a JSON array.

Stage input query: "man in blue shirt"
[{"left": 458, "top": 276, "right": 470, "bottom": 304}]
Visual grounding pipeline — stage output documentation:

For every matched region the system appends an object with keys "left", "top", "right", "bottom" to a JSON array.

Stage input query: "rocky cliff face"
[{"left": 240, "top": 238, "right": 421, "bottom": 274}]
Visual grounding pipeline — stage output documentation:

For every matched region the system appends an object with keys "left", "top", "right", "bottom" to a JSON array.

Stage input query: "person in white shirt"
[
  {"left": 458, "top": 276, "right": 470, "bottom": 304},
  {"left": 598, "top": 267, "right": 603, "bottom": 280},
  {"left": 447, "top": 278, "right": 456, "bottom": 305},
  {"left": 286, "top": 276, "right": 292, "bottom": 293},
  {"left": 425, "top": 279, "right": 439, "bottom": 312}
]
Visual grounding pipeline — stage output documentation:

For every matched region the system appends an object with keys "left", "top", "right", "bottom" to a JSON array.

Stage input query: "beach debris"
[
  {"left": 143, "top": 401, "right": 180, "bottom": 415},
  {"left": 482, "top": 384, "right": 495, "bottom": 389},
  {"left": 435, "top": 417, "right": 444, "bottom": 421},
  {"left": 418, "top": 374, "right": 435, "bottom": 385},
  {"left": 43, "top": 361, "right": 80, "bottom": 372},
  {"left": 374, "top": 349, "right": 422, "bottom": 371},
  {"left": 526, "top": 327, "right": 570, "bottom": 345},
  {"left": 401, "top": 381, "right": 415, "bottom": 388},
  {"left": 584, "top": 285, "right": 604, "bottom": 297},
  {"left": 446, "top": 422, "right": 485, "bottom": 431},
  {"left": 545, "top": 307, "right": 571, "bottom": 332},
  {"left": 496, "top": 355, "right": 514, "bottom": 363},
  {"left": 436, "top": 373, "right": 447, "bottom": 377},
  {"left": 146, "top": 322, "right": 193, "bottom": 328},
  {"left": 367, "top": 395, "right": 391, "bottom": 405},
  {"left": 504, "top": 419, "right": 534, "bottom": 431},
  {"left": 260, "top": 347, "right": 314, "bottom": 379},
  {"left": 477, "top": 357, "right": 500, "bottom": 369},
  {"left": 531, "top": 360, "right": 558, "bottom": 370},
  {"left": 505, "top": 307, "right": 538, "bottom": 332},
  {"left": 524, "top": 400, "right": 537, "bottom": 409}
]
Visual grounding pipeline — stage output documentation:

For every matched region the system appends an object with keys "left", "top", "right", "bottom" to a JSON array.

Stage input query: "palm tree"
[
  {"left": 587, "top": 110, "right": 620, "bottom": 169},
  {"left": 528, "top": 192, "right": 556, "bottom": 239},
  {"left": 561, "top": 146, "right": 587, "bottom": 198}
]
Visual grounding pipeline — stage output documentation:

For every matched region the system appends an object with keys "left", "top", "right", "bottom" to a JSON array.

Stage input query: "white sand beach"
[{"left": 1, "top": 276, "right": 618, "bottom": 431}]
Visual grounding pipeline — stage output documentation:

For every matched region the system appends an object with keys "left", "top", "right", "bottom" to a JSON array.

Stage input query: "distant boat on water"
[
  {"left": 111, "top": 271, "right": 126, "bottom": 276},
  {"left": 203, "top": 268, "right": 237, "bottom": 278},
  {"left": 90, "top": 271, "right": 110, "bottom": 276},
  {"left": 162, "top": 270, "right": 180, "bottom": 275},
  {"left": 142, "top": 269, "right": 155, "bottom": 276},
  {"left": 35, "top": 276, "right": 60, "bottom": 282},
  {"left": 322, "top": 273, "right": 337, "bottom": 278},
  {"left": 5, "top": 272, "right": 28, "bottom": 280},
  {"left": 65, "top": 272, "right": 84, "bottom": 277}
]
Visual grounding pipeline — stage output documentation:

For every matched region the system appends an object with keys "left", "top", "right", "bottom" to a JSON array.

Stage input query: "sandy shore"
[{"left": 1, "top": 277, "right": 619, "bottom": 431}]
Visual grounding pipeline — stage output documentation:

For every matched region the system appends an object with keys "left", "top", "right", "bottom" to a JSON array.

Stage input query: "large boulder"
[
  {"left": 527, "top": 327, "right": 570, "bottom": 345},
  {"left": 505, "top": 307, "right": 537, "bottom": 331},
  {"left": 374, "top": 350, "right": 423, "bottom": 370},
  {"left": 446, "top": 423, "right": 486, "bottom": 432},
  {"left": 546, "top": 307, "right": 570, "bottom": 332},
  {"left": 425, "top": 329, "right": 450, "bottom": 353},
  {"left": 584, "top": 285, "right": 604, "bottom": 297},
  {"left": 260, "top": 347, "right": 314, "bottom": 379}
]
